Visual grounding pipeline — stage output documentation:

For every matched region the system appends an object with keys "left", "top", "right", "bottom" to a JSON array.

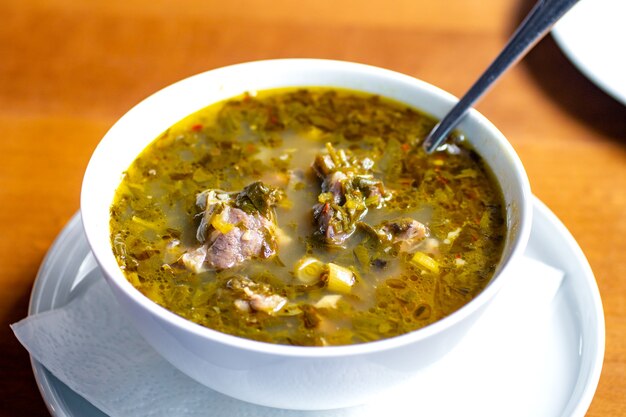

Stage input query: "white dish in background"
[
  {"left": 28, "top": 197, "right": 604, "bottom": 417},
  {"left": 552, "top": 0, "right": 626, "bottom": 104}
]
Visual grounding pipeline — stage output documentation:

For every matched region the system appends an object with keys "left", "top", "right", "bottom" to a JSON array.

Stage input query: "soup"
[{"left": 110, "top": 88, "right": 505, "bottom": 346}]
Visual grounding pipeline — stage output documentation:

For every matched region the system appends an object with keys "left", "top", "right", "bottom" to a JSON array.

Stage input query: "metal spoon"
[{"left": 422, "top": 0, "right": 580, "bottom": 153}]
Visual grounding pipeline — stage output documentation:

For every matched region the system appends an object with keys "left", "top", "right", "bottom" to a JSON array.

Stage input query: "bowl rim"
[{"left": 81, "top": 58, "right": 533, "bottom": 358}]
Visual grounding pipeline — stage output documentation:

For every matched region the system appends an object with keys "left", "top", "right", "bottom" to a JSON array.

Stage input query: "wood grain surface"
[{"left": 1, "top": 0, "right": 624, "bottom": 415}]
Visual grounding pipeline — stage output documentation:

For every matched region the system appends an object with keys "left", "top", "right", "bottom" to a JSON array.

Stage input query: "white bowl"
[{"left": 81, "top": 59, "right": 532, "bottom": 410}]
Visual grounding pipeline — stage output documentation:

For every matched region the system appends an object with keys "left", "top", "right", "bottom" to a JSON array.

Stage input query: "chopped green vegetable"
[
  {"left": 314, "top": 294, "right": 342, "bottom": 309},
  {"left": 294, "top": 257, "right": 326, "bottom": 285},
  {"left": 131, "top": 215, "right": 158, "bottom": 230},
  {"left": 210, "top": 210, "right": 235, "bottom": 234},
  {"left": 235, "top": 181, "right": 284, "bottom": 216},
  {"left": 325, "top": 262, "right": 356, "bottom": 294},
  {"left": 353, "top": 245, "right": 371, "bottom": 271},
  {"left": 410, "top": 251, "right": 440, "bottom": 274}
]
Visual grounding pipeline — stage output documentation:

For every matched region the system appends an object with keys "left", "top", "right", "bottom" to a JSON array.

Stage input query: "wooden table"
[{"left": 2, "top": 0, "right": 624, "bottom": 415}]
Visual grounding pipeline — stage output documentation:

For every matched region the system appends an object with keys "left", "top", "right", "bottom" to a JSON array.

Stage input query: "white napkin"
[{"left": 12, "top": 256, "right": 563, "bottom": 417}]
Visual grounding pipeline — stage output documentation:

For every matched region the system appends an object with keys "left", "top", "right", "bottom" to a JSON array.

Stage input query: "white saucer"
[
  {"left": 28, "top": 197, "right": 604, "bottom": 417},
  {"left": 552, "top": 0, "right": 626, "bottom": 104}
]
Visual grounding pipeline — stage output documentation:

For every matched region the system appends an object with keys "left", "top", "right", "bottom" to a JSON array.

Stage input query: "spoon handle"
[{"left": 422, "top": 0, "right": 580, "bottom": 153}]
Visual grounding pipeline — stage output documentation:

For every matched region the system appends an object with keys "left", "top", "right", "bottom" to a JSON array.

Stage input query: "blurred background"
[{"left": 1, "top": 0, "right": 624, "bottom": 415}]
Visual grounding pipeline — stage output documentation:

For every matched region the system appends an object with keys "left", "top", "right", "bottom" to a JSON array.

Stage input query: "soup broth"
[{"left": 110, "top": 88, "right": 505, "bottom": 346}]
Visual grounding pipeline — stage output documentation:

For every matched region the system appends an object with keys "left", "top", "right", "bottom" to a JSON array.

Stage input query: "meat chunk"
[
  {"left": 180, "top": 245, "right": 208, "bottom": 273},
  {"left": 375, "top": 218, "right": 428, "bottom": 252},
  {"left": 312, "top": 143, "right": 391, "bottom": 246},
  {"left": 228, "top": 275, "right": 287, "bottom": 315},
  {"left": 180, "top": 182, "right": 283, "bottom": 272},
  {"left": 202, "top": 206, "right": 276, "bottom": 269}
]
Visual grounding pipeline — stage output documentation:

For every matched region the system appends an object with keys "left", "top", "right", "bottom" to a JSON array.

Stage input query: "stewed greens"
[{"left": 110, "top": 88, "right": 505, "bottom": 346}]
